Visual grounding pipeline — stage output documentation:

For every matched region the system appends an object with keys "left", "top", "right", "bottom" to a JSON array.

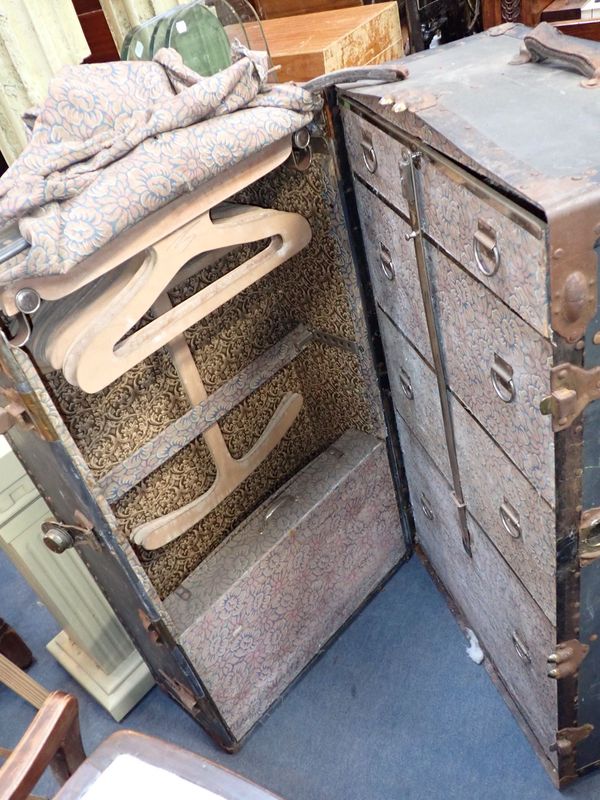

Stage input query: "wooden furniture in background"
[
  {"left": 72, "top": 0, "right": 119, "bottom": 62},
  {"left": 482, "top": 0, "right": 600, "bottom": 37},
  {"left": 251, "top": 0, "right": 361, "bottom": 18},
  {"left": 482, "top": 0, "right": 552, "bottom": 28},
  {"left": 263, "top": 2, "right": 403, "bottom": 82},
  {"left": 540, "top": 0, "right": 600, "bottom": 39}
]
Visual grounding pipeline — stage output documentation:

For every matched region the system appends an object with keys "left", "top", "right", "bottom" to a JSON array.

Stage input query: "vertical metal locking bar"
[{"left": 400, "top": 149, "right": 473, "bottom": 557}]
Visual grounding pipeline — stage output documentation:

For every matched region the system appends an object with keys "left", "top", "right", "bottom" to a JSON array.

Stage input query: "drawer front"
[
  {"left": 342, "top": 106, "right": 409, "bottom": 218},
  {"left": 382, "top": 311, "right": 555, "bottom": 622},
  {"left": 451, "top": 396, "right": 556, "bottom": 625},
  {"left": 419, "top": 154, "right": 549, "bottom": 338},
  {"left": 354, "top": 181, "right": 431, "bottom": 362},
  {"left": 379, "top": 310, "right": 450, "bottom": 478},
  {"left": 429, "top": 244, "right": 555, "bottom": 506},
  {"left": 398, "top": 417, "right": 557, "bottom": 763}
]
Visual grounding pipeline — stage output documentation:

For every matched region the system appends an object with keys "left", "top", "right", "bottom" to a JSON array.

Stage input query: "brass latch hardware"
[
  {"left": 540, "top": 363, "right": 600, "bottom": 431},
  {"left": 547, "top": 639, "right": 589, "bottom": 679},
  {"left": 0, "top": 389, "right": 31, "bottom": 435},
  {"left": 0, "top": 386, "right": 56, "bottom": 441},
  {"left": 551, "top": 724, "right": 594, "bottom": 757}
]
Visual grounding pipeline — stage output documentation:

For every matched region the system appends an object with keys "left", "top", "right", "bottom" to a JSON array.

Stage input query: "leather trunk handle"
[{"left": 511, "top": 22, "right": 600, "bottom": 87}]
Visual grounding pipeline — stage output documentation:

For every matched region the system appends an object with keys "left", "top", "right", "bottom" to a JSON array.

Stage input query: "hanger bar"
[
  {"left": 0, "top": 138, "right": 293, "bottom": 316},
  {"left": 99, "top": 324, "right": 314, "bottom": 504}
]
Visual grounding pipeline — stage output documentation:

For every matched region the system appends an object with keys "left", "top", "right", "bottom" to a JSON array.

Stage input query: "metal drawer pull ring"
[
  {"left": 473, "top": 225, "right": 500, "bottom": 277},
  {"left": 491, "top": 353, "right": 516, "bottom": 403},
  {"left": 399, "top": 366, "right": 413, "bottom": 400},
  {"left": 379, "top": 243, "right": 395, "bottom": 281},
  {"left": 361, "top": 139, "right": 377, "bottom": 174},
  {"left": 512, "top": 632, "right": 532, "bottom": 665},
  {"left": 420, "top": 492, "right": 434, "bottom": 520},
  {"left": 500, "top": 500, "right": 522, "bottom": 539}
]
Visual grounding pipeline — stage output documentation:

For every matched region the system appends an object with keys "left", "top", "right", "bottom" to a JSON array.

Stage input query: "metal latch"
[
  {"left": 0, "top": 389, "right": 31, "bottom": 434},
  {"left": 0, "top": 385, "right": 56, "bottom": 441},
  {"left": 547, "top": 639, "right": 589, "bottom": 679},
  {"left": 540, "top": 363, "right": 600, "bottom": 431},
  {"left": 41, "top": 512, "right": 95, "bottom": 554}
]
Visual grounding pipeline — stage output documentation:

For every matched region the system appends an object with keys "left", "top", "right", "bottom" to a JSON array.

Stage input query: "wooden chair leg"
[{"left": 0, "top": 691, "right": 85, "bottom": 800}]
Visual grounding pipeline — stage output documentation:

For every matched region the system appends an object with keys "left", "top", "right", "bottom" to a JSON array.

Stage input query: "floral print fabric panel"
[
  {"left": 0, "top": 47, "right": 321, "bottom": 282},
  {"left": 165, "top": 430, "right": 404, "bottom": 738}
]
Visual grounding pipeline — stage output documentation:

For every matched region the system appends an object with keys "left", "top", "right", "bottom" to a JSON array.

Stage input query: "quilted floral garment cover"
[{"left": 0, "top": 46, "right": 321, "bottom": 283}]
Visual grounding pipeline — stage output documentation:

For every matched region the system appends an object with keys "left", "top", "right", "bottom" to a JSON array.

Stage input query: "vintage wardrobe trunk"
[
  {"left": 0, "top": 133, "right": 409, "bottom": 752},
  {"left": 337, "top": 24, "right": 600, "bottom": 787},
  {"left": 3, "top": 22, "right": 600, "bottom": 789}
]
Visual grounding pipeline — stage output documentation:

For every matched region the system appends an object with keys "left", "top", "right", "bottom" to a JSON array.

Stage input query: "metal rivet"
[
  {"left": 15, "top": 288, "right": 41, "bottom": 315},
  {"left": 554, "top": 248, "right": 564, "bottom": 259}
]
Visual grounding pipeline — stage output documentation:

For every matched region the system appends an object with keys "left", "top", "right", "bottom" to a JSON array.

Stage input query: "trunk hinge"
[
  {"left": 551, "top": 724, "right": 594, "bottom": 758},
  {"left": 540, "top": 363, "right": 600, "bottom": 431},
  {"left": 138, "top": 610, "right": 173, "bottom": 647},
  {"left": 547, "top": 639, "right": 590, "bottom": 679}
]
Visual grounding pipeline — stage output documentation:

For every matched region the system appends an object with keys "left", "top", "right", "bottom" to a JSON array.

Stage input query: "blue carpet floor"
[{"left": 3, "top": 549, "right": 600, "bottom": 800}]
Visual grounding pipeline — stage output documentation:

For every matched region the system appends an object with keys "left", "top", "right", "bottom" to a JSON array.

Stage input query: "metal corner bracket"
[{"left": 547, "top": 639, "right": 590, "bottom": 679}]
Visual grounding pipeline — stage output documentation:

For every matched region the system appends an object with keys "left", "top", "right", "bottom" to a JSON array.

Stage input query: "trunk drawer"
[
  {"left": 342, "top": 106, "right": 409, "bottom": 219},
  {"left": 428, "top": 243, "right": 555, "bottom": 505},
  {"left": 383, "top": 313, "right": 556, "bottom": 623},
  {"left": 419, "top": 153, "right": 548, "bottom": 338},
  {"left": 354, "top": 180, "right": 431, "bottom": 362},
  {"left": 398, "top": 417, "right": 557, "bottom": 764}
]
